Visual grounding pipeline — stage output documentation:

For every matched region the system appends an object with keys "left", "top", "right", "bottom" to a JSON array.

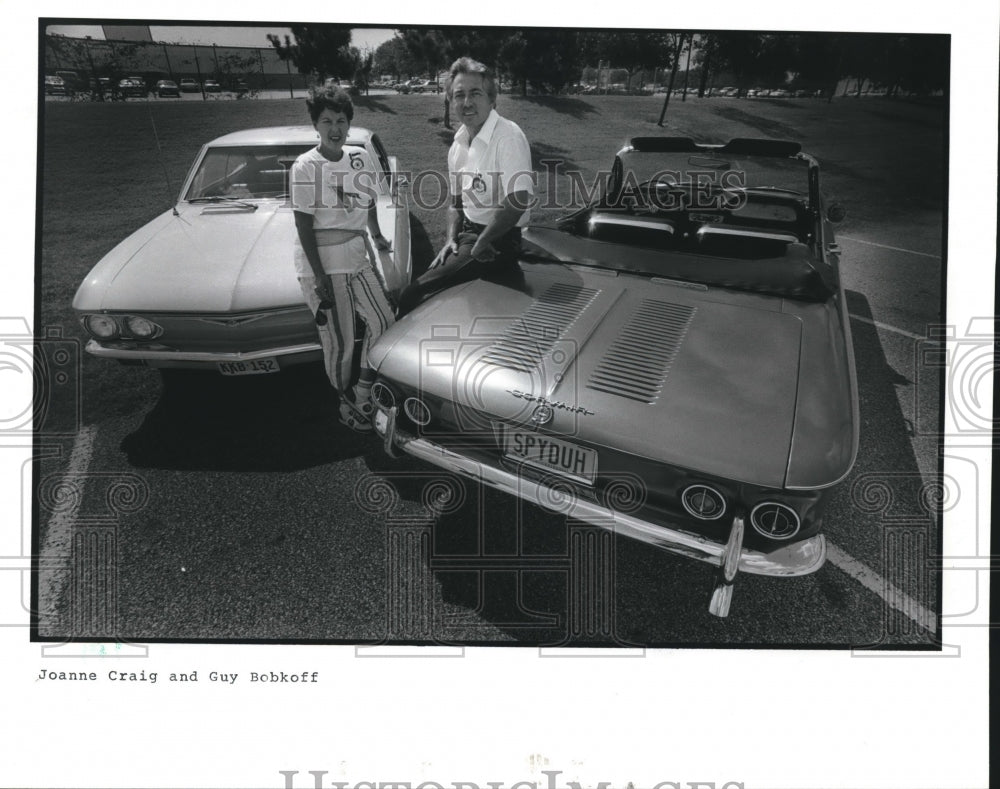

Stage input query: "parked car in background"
[
  {"left": 117, "top": 77, "right": 146, "bottom": 98},
  {"left": 73, "top": 125, "right": 412, "bottom": 377},
  {"left": 179, "top": 78, "right": 200, "bottom": 92},
  {"left": 55, "top": 70, "right": 84, "bottom": 93},
  {"left": 395, "top": 78, "right": 430, "bottom": 94},
  {"left": 44, "top": 75, "right": 67, "bottom": 96},
  {"left": 365, "top": 136, "right": 856, "bottom": 618},
  {"left": 156, "top": 79, "right": 180, "bottom": 97},
  {"left": 203, "top": 79, "right": 222, "bottom": 93}
]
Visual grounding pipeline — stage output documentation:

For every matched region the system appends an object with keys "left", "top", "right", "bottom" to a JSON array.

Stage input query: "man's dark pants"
[{"left": 396, "top": 219, "right": 522, "bottom": 315}]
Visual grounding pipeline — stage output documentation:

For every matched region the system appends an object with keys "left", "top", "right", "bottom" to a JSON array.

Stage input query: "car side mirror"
[{"left": 826, "top": 202, "right": 846, "bottom": 223}]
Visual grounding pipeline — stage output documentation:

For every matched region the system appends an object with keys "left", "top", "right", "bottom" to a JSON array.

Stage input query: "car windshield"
[{"left": 184, "top": 144, "right": 315, "bottom": 201}]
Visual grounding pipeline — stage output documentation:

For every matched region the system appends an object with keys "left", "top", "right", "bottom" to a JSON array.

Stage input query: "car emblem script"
[{"left": 506, "top": 389, "right": 595, "bottom": 417}]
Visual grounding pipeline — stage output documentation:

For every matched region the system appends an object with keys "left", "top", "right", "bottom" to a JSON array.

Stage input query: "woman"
[{"left": 289, "top": 87, "right": 394, "bottom": 432}]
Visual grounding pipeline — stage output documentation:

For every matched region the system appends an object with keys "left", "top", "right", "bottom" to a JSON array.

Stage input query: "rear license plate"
[
  {"left": 218, "top": 358, "right": 279, "bottom": 376},
  {"left": 503, "top": 429, "right": 597, "bottom": 484}
]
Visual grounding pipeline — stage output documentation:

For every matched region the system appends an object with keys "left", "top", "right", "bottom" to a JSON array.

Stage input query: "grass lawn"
[{"left": 38, "top": 93, "right": 945, "bottom": 418}]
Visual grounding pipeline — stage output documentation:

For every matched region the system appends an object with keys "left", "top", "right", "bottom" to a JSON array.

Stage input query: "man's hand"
[
  {"left": 429, "top": 238, "right": 459, "bottom": 269},
  {"left": 470, "top": 236, "right": 498, "bottom": 262},
  {"left": 372, "top": 233, "right": 392, "bottom": 252}
]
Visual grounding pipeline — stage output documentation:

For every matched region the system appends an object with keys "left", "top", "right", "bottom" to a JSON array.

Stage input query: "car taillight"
[
  {"left": 403, "top": 396, "right": 431, "bottom": 426},
  {"left": 750, "top": 502, "right": 801, "bottom": 540},
  {"left": 681, "top": 484, "right": 727, "bottom": 520},
  {"left": 371, "top": 381, "right": 396, "bottom": 410}
]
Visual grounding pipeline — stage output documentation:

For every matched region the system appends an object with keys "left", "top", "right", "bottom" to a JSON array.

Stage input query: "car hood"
[
  {"left": 72, "top": 203, "right": 302, "bottom": 313},
  {"left": 371, "top": 263, "right": 854, "bottom": 489}
]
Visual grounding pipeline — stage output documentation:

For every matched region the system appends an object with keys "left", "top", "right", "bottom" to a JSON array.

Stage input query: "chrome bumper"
[
  {"left": 375, "top": 406, "right": 826, "bottom": 616},
  {"left": 83, "top": 339, "right": 321, "bottom": 368}
]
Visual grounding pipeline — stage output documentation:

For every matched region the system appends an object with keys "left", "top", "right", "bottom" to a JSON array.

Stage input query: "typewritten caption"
[{"left": 37, "top": 669, "right": 320, "bottom": 684}]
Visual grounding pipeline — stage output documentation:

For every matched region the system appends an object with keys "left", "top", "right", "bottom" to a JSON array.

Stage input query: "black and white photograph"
[{"left": 1, "top": 2, "right": 994, "bottom": 788}]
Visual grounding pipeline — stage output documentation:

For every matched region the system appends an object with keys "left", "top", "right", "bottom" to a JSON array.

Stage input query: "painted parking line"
[
  {"left": 825, "top": 542, "right": 937, "bottom": 634},
  {"left": 841, "top": 314, "right": 937, "bottom": 634},
  {"left": 37, "top": 425, "right": 96, "bottom": 617},
  {"left": 34, "top": 426, "right": 937, "bottom": 637},
  {"left": 849, "top": 313, "right": 929, "bottom": 342},
  {"left": 838, "top": 235, "right": 942, "bottom": 260}
]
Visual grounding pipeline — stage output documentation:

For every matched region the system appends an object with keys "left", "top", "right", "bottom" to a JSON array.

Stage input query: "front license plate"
[
  {"left": 503, "top": 429, "right": 597, "bottom": 484},
  {"left": 218, "top": 358, "right": 279, "bottom": 376}
]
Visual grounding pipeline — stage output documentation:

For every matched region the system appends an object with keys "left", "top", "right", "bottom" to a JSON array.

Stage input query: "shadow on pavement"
[
  {"left": 350, "top": 288, "right": 942, "bottom": 648},
  {"left": 121, "top": 364, "right": 371, "bottom": 471}
]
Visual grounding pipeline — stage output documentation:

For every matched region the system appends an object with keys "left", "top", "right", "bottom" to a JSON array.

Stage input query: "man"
[{"left": 396, "top": 57, "right": 534, "bottom": 315}]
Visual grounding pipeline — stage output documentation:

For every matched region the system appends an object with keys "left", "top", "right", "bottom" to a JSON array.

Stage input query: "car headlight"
[
  {"left": 122, "top": 316, "right": 162, "bottom": 339},
  {"left": 83, "top": 314, "right": 120, "bottom": 339}
]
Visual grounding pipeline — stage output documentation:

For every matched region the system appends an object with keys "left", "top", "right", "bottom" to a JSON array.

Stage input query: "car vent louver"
[
  {"left": 586, "top": 300, "right": 695, "bottom": 403},
  {"left": 481, "top": 284, "right": 600, "bottom": 371}
]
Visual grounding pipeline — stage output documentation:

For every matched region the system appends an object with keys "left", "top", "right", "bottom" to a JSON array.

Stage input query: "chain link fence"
[{"left": 44, "top": 34, "right": 310, "bottom": 97}]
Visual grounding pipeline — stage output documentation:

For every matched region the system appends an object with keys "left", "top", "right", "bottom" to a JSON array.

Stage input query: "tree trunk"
[
  {"left": 697, "top": 49, "right": 711, "bottom": 97},
  {"left": 657, "top": 33, "right": 685, "bottom": 125},
  {"left": 681, "top": 37, "right": 692, "bottom": 101}
]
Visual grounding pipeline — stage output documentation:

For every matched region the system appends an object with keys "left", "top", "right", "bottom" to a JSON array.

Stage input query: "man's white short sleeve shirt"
[{"left": 448, "top": 109, "right": 533, "bottom": 226}]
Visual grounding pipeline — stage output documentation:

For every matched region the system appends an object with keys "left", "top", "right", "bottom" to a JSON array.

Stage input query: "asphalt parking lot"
[{"left": 31, "top": 94, "right": 947, "bottom": 648}]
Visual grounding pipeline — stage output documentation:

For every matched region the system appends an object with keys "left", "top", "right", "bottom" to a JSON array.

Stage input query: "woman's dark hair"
[{"left": 306, "top": 87, "right": 354, "bottom": 123}]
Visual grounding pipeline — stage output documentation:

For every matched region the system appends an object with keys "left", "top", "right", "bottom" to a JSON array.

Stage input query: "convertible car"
[
  {"left": 366, "top": 137, "right": 857, "bottom": 617},
  {"left": 73, "top": 126, "right": 411, "bottom": 375}
]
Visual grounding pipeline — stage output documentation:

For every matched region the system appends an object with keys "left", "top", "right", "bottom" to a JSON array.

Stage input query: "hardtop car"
[
  {"left": 156, "top": 79, "right": 180, "bottom": 97},
  {"left": 73, "top": 125, "right": 412, "bottom": 376},
  {"left": 117, "top": 76, "right": 146, "bottom": 97},
  {"left": 365, "top": 136, "right": 857, "bottom": 617},
  {"left": 179, "top": 78, "right": 199, "bottom": 92},
  {"left": 44, "top": 75, "right": 66, "bottom": 95}
]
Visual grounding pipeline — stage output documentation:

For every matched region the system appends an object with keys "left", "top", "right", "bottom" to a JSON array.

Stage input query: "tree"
[
  {"left": 497, "top": 29, "right": 582, "bottom": 94},
  {"left": 657, "top": 32, "right": 687, "bottom": 124},
  {"left": 352, "top": 48, "right": 374, "bottom": 94},
  {"left": 267, "top": 25, "right": 354, "bottom": 82},
  {"left": 705, "top": 32, "right": 794, "bottom": 96},
  {"left": 372, "top": 36, "right": 419, "bottom": 81},
  {"left": 397, "top": 29, "right": 450, "bottom": 80},
  {"left": 692, "top": 34, "right": 720, "bottom": 97},
  {"left": 581, "top": 30, "right": 674, "bottom": 92},
  {"left": 791, "top": 33, "right": 849, "bottom": 101},
  {"left": 215, "top": 51, "right": 259, "bottom": 91},
  {"left": 893, "top": 35, "right": 948, "bottom": 96},
  {"left": 45, "top": 33, "right": 149, "bottom": 100}
]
